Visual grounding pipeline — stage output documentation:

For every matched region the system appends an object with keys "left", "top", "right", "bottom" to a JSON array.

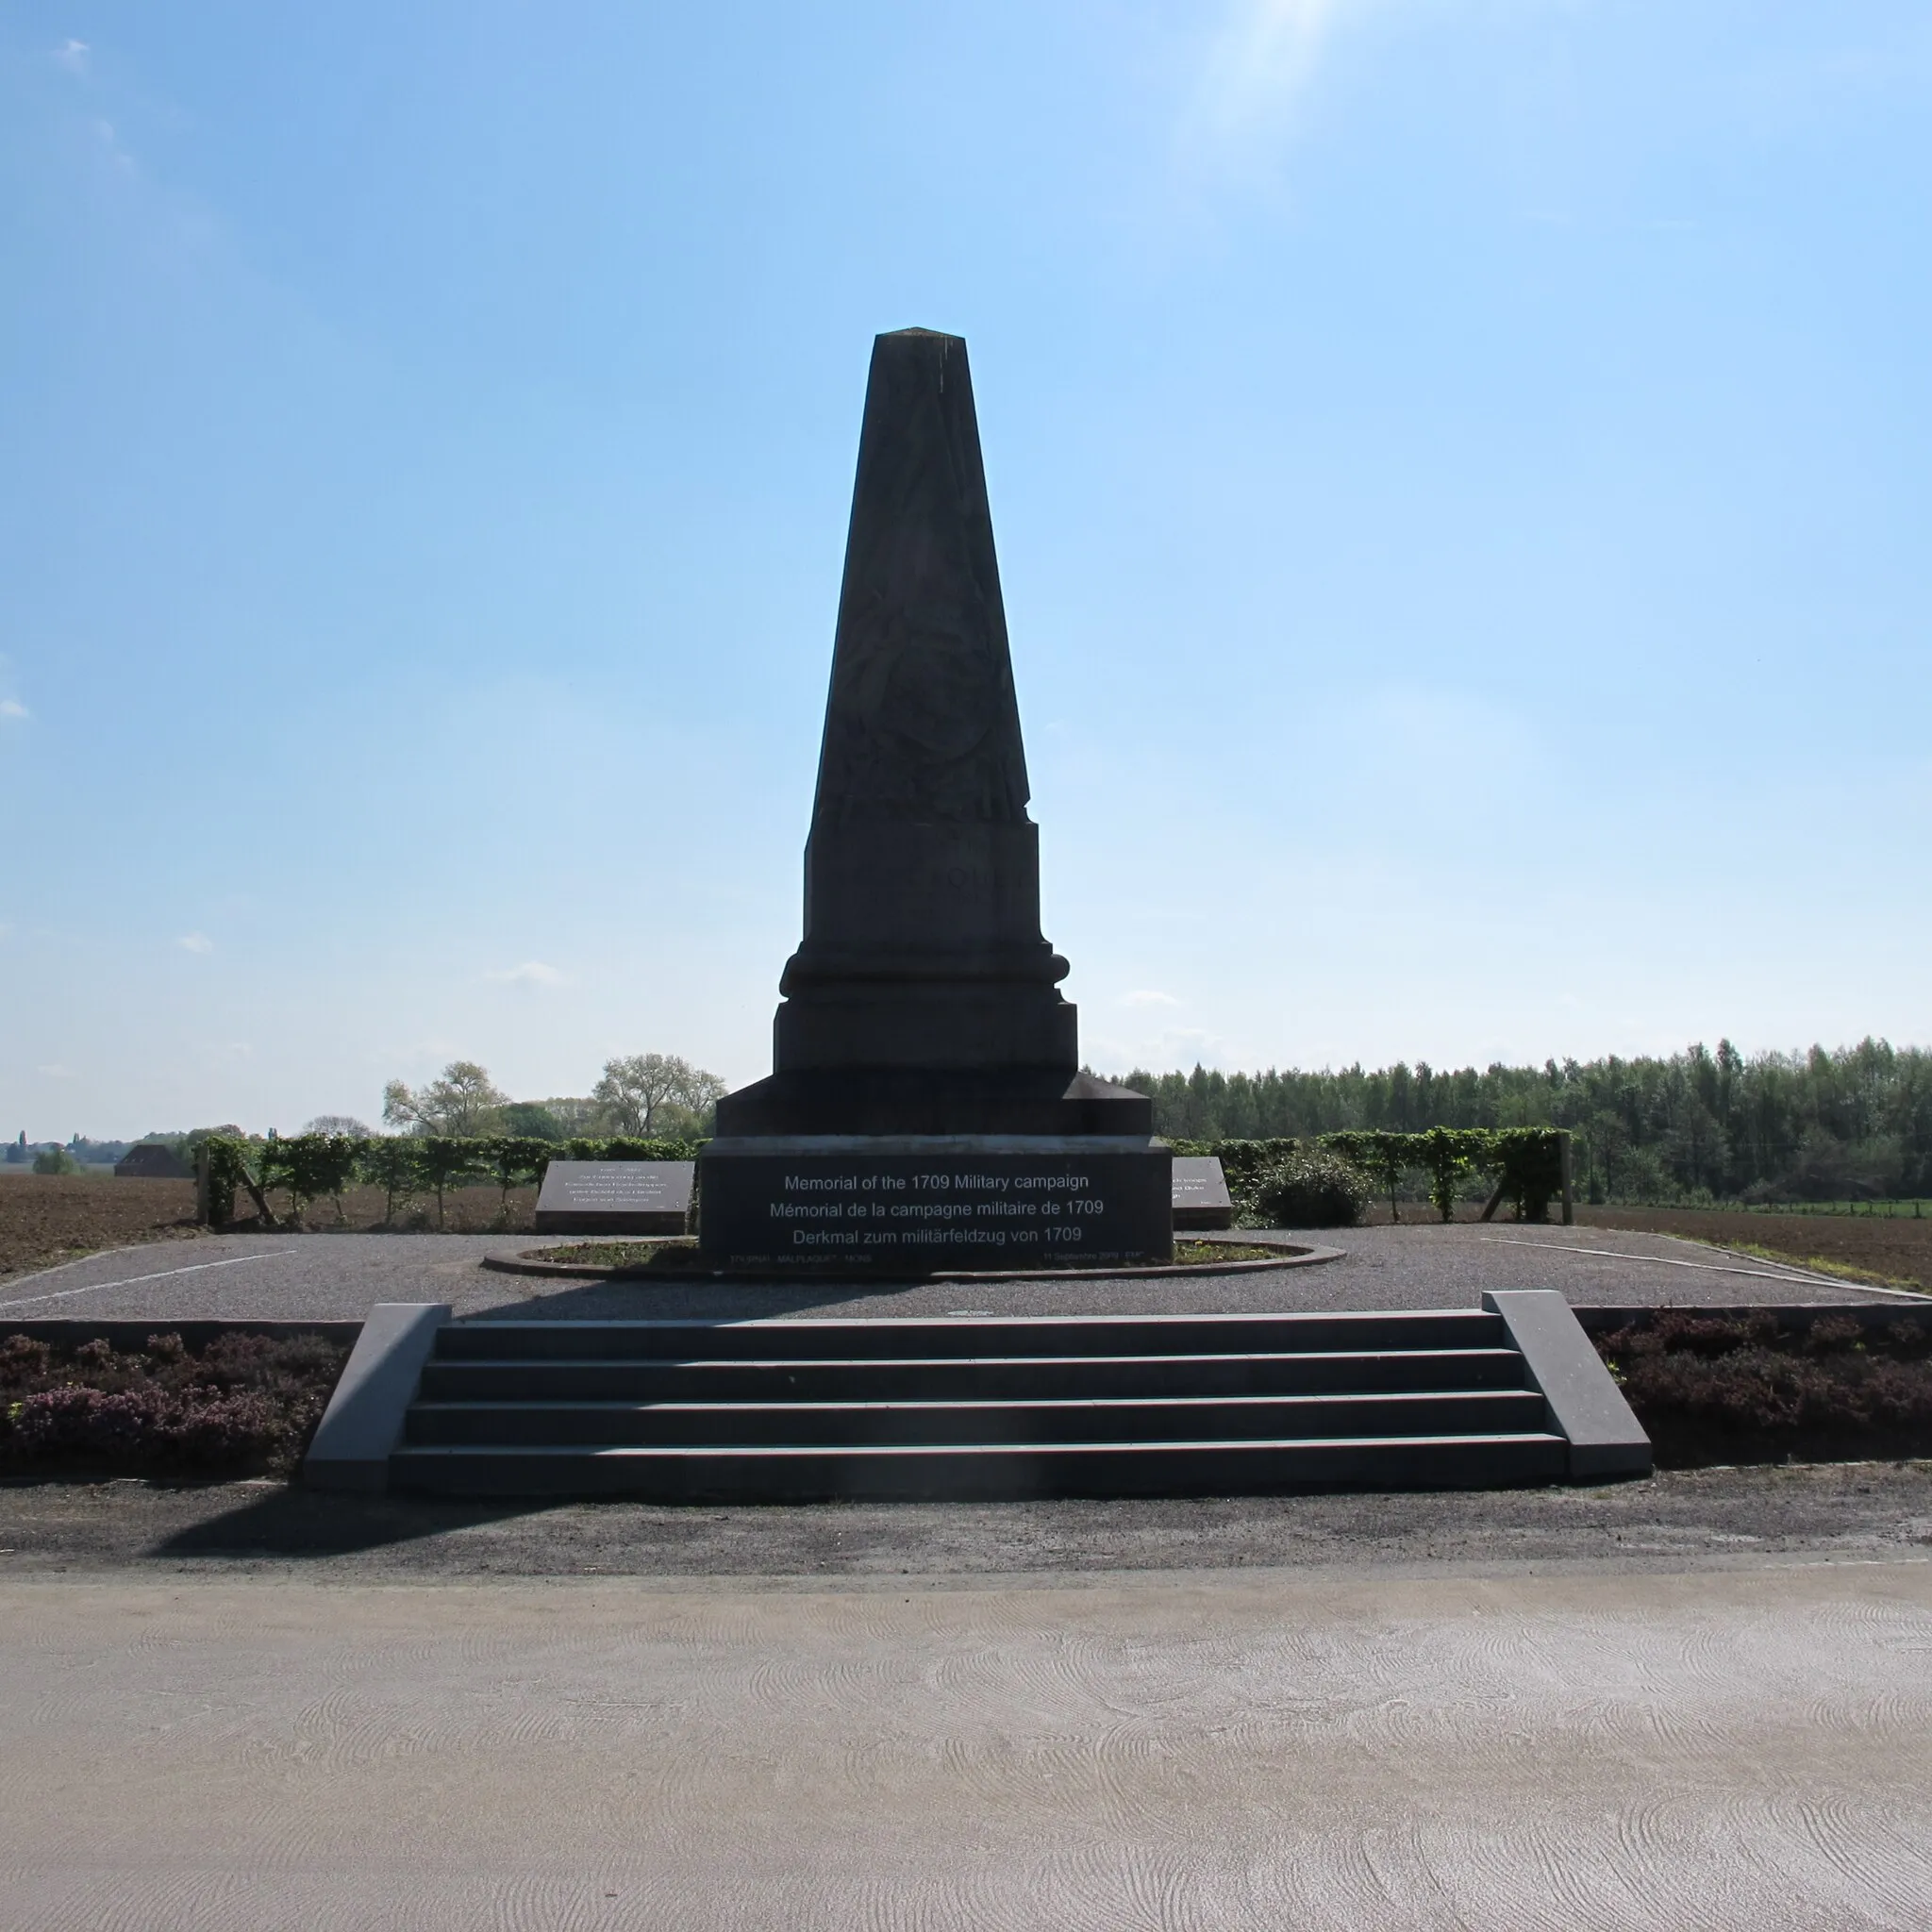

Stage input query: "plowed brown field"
[
  {"left": 0, "top": 1177, "right": 204, "bottom": 1285},
  {"left": 1578, "top": 1204, "right": 1931, "bottom": 1291},
  {"left": 8, "top": 1174, "right": 1926, "bottom": 1296},
  {"left": 0, "top": 1178, "right": 548, "bottom": 1285}
]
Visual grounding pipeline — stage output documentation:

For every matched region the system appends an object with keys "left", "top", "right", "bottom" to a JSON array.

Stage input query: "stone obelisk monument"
[{"left": 700, "top": 329, "right": 1169, "bottom": 1269}]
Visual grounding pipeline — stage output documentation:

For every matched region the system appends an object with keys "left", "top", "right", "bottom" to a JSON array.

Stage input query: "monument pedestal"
[{"left": 699, "top": 1136, "right": 1173, "bottom": 1272}]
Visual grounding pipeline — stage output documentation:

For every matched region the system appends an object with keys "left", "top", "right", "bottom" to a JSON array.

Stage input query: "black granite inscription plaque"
[
  {"left": 533, "top": 1160, "right": 693, "bottom": 1236},
  {"left": 1171, "top": 1156, "right": 1234, "bottom": 1231},
  {"left": 700, "top": 1138, "right": 1171, "bottom": 1271}
]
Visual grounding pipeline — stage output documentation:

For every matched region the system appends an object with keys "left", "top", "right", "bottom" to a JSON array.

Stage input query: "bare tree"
[
  {"left": 304, "top": 1114, "right": 374, "bottom": 1137},
  {"left": 591, "top": 1054, "right": 727, "bottom": 1136},
  {"left": 382, "top": 1061, "right": 509, "bottom": 1138}
]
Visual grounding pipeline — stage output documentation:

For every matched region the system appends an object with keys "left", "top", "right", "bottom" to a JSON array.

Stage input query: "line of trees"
[
  {"left": 1118, "top": 1039, "right": 1932, "bottom": 1205},
  {"left": 84, "top": 1055, "right": 728, "bottom": 1177},
  {"left": 4, "top": 1135, "right": 149, "bottom": 1167},
  {"left": 380, "top": 1055, "right": 726, "bottom": 1143}
]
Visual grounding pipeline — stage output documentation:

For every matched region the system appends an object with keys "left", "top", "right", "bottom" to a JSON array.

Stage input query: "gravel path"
[
  {"left": 0, "top": 1222, "right": 1915, "bottom": 1325},
  {"left": 3, "top": 1459, "right": 1927, "bottom": 1581}
]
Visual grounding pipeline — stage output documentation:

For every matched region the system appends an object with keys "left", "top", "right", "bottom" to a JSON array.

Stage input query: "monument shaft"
[
  {"left": 706, "top": 328, "right": 1164, "bottom": 1262},
  {"left": 776, "top": 328, "right": 1073, "bottom": 1076}
]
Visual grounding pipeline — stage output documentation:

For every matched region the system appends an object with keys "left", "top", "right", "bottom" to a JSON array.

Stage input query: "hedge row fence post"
[{"left": 198, "top": 1137, "right": 276, "bottom": 1228}]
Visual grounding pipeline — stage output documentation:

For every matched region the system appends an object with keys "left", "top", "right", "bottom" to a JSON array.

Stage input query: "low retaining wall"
[
  {"left": 0, "top": 1319, "right": 365, "bottom": 1351},
  {"left": 480, "top": 1243, "right": 1343, "bottom": 1285},
  {"left": 1570, "top": 1304, "right": 1926, "bottom": 1338},
  {"left": 2, "top": 1307, "right": 1915, "bottom": 1351}
]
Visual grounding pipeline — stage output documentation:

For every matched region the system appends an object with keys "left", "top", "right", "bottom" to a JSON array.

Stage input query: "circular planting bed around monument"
[{"left": 482, "top": 1235, "right": 1341, "bottom": 1284}]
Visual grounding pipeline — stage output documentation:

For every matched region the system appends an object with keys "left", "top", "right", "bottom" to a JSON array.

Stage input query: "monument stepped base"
[
  {"left": 713, "top": 1067, "right": 1149, "bottom": 1138},
  {"left": 365, "top": 1295, "right": 1650, "bottom": 1500}
]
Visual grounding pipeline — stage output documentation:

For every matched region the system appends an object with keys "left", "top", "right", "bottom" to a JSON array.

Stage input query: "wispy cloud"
[
  {"left": 0, "top": 699, "right": 27, "bottom": 723},
  {"left": 1087, "top": 1024, "right": 1230, "bottom": 1077},
  {"left": 37, "top": 1064, "right": 79, "bottom": 1080},
  {"left": 176, "top": 932, "right": 214, "bottom": 954},
  {"left": 1179, "top": 0, "right": 1350, "bottom": 173},
  {"left": 90, "top": 117, "right": 139, "bottom": 177},
  {"left": 1120, "top": 989, "right": 1182, "bottom": 1008},
  {"left": 52, "top": 39, "right": 91, "bottom": 77},
  {"left": 486, "top": 960, "right": 566, "bottom": 989}
]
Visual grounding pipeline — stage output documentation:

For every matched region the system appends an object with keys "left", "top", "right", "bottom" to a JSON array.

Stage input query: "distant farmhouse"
[{"left": 114, "top": 1143, "right": 192, "bottom": 1179}]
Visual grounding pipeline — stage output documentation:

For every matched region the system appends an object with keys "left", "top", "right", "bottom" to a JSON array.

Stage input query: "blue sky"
[{"left": 3, "top": 2, "right": 1928, "bottom": 1138}]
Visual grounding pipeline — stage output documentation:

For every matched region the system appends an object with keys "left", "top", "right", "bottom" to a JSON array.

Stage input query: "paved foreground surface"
[
  {"left": 2, "top": 1560, "right": 1927, "bottom": 1929},
  {"left": 6, "top": 1459, "right": 1930, "bottom": 1579},
  {"left": 0, "top": 1221, "right": 1917, "bottom": 1324}
]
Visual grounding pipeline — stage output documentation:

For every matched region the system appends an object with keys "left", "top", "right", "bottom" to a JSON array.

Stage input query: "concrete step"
[
  {"left": 414, "top": 1347, "right": 1533, "bottom": 1405},
  {"left": 430, "top": 1310, "right": 1509, "bottom": 1363},
  {"left": 328, "top": 1299, "right": 1648, "bottom": 1500},
  {"left": 388, "top": 1431, "right": 1571, "bottom": 1500},
  {"left": 403, "top": 1388, "right": 1553, "bottom": 1448}
]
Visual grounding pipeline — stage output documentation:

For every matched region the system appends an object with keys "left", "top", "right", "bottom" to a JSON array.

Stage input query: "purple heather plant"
[{"left": 0, "top": 1330, "right": 349, "bottom": 1477}]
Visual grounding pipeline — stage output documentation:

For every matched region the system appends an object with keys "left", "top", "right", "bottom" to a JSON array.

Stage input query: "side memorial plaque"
[
  {"left": 1171, "top": 1156, "right": 1234, "bottom": 1231},
  {"left": 699, "top": 1137, "right": 1173, "bottom": 1272},
  {"left": 533, "top": 1160, "right": 694, "bottom": 1236}
]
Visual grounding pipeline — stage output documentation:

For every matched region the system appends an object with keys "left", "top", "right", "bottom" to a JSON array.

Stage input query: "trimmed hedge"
[
  {"left": 204, "top": 1133, "right": 702, "bottom": 1229},
  {"left": 1170, "top": 1127, "right": 1569, "bottom": 1226},
  {"left": 202, "top": 1125, "right": 1568, "bottom": 1231}
]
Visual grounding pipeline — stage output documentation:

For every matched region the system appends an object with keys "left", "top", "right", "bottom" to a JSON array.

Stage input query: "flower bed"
[
  {"left": 534, "top": 1238, "right": 700, "bottom": 1271},
  {"left": 1594, "top": 1312, "right": 1932, "bottom": 1467},
  {"left": 0, "top": 1330, "right": 350, "bottom": 1479}
]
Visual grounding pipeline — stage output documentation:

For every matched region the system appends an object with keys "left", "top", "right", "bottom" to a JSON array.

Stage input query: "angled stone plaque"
[
  {"left": 1171, "top": 1157, "right": 1234, "bottom": 1231},
  {"left": 534, "top": 1160, "right": 692, "bottom": 1236}
]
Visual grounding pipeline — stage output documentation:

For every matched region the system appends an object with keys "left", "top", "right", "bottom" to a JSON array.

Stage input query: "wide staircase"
[{"left": 387, "top": 1309, "right": 1581, "bottom": 1498}]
